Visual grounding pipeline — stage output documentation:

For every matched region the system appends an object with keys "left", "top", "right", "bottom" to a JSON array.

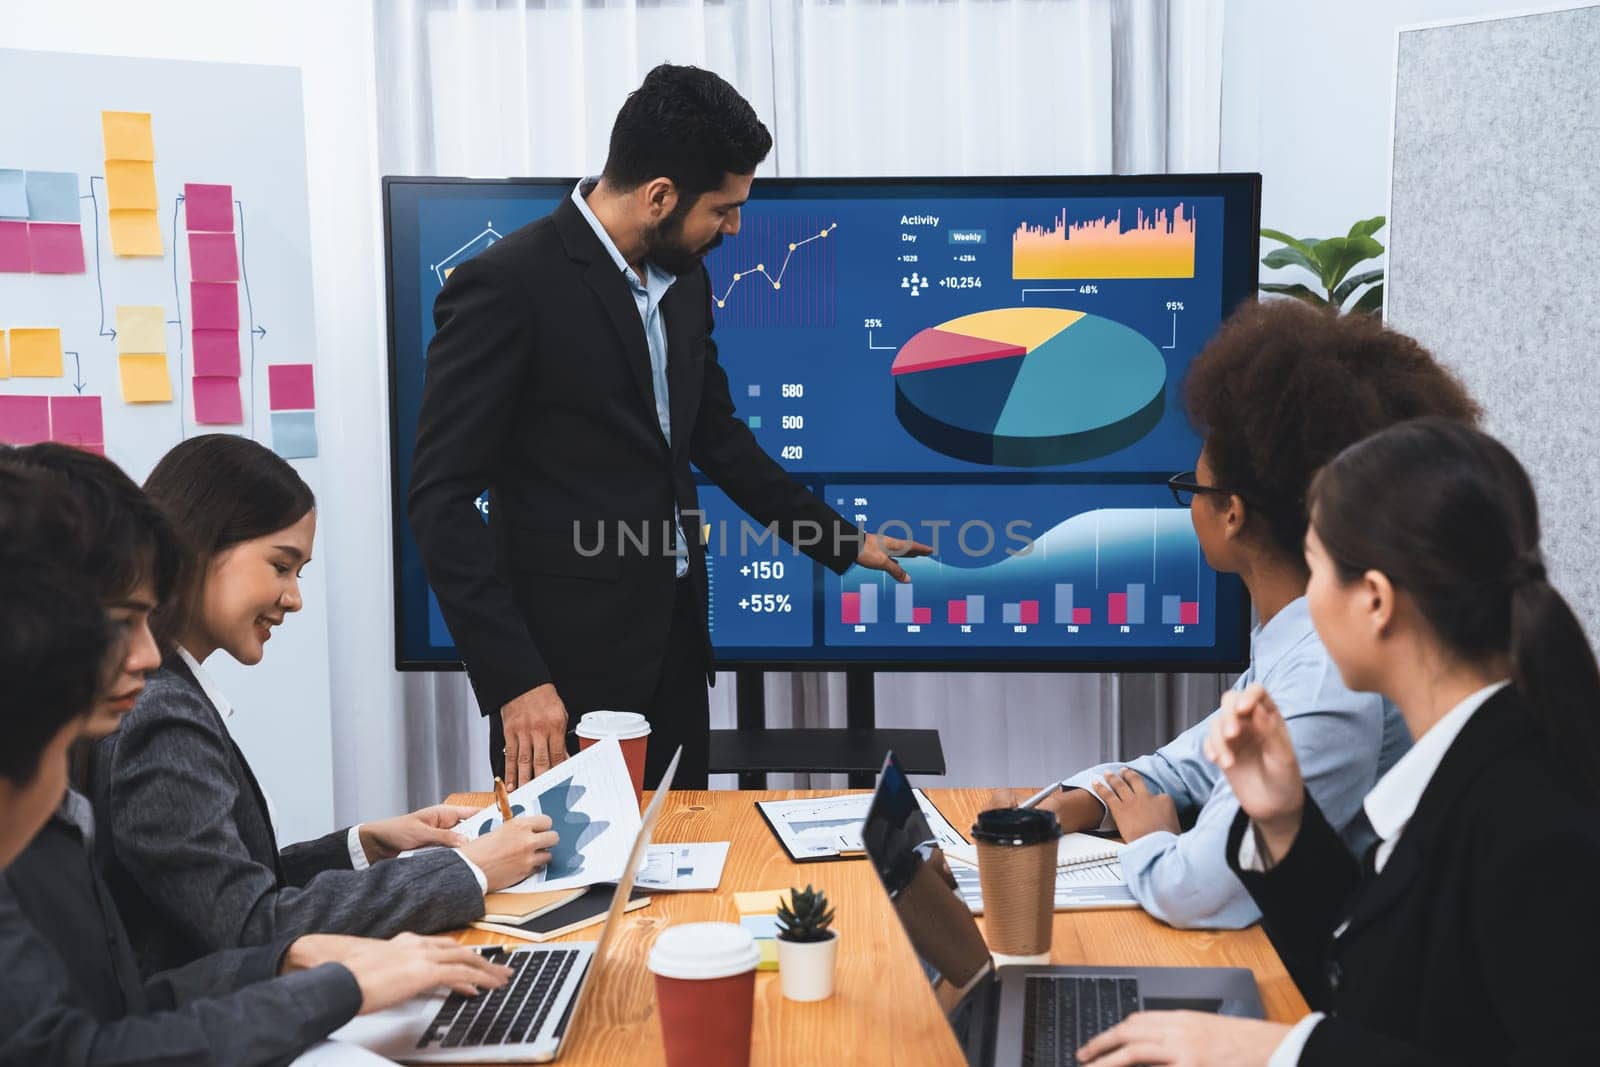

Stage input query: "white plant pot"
[{"left": 776, "top": 930, "right": 839, "bottom": 1002}]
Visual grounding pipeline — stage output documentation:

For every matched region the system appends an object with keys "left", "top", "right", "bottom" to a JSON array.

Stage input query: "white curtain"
[{"left": 371, "top": 0, "right": 1229, "bottom": 804}]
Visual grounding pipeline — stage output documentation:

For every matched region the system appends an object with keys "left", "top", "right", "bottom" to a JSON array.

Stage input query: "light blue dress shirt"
[
  {"left": 570, "top": 179, "right": 688, "bottom": 577},
  {"left": 1063, "top": 597, "right": 1411, "bottom": 929}
]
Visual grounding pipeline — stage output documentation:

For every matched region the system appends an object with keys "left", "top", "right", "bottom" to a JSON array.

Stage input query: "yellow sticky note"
[
  {"left": 8, "top": 328, "right": 64, "bottom": 378},
  {"left": 734, "top": 889, "right": 793, "bottom": 916},
  {"left": 119, "top": 354, "right": 172, "bottom": 403},
  {"left": 105, "top": 161, "right": 158, "bottom": 211},
  {"left": 756, "top": 939, "right": 779, "bottom": 971},
  {"left": 0, "top": 331, "right": 9, "bottom": 379},
  {"left": 115, "top": 305, "right": 166, "bottom": 354},
  {"left": 102, "top": 110, "right": 155, "bottom": 161},
  {"left": 110, "top": 209, "right": 163, "bottom": 257}
]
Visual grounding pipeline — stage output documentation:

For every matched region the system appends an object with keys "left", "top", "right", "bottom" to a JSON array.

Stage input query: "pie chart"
[{"left": 890, "top": 307, "right": 1168, "bottom": 466}]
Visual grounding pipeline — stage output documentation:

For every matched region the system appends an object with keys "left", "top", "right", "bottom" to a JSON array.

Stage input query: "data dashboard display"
[{"left": 386, "top": 175, "right": 1259, "bottom": 670}]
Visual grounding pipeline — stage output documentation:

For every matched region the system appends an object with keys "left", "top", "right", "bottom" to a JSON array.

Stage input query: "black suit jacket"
[
  {"left": 1226, "top": 687, "right": 1600, "bottom": 1065},
  {"left": 409, "top": 194, "right": 858, "bottom": 715},
  {"left": 0, "top": 798, "right": 360, "bottom": 1066}
]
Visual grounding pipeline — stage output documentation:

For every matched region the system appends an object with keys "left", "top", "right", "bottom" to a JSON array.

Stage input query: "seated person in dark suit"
[
  {"left": 0, "top": 451, "right": 512, "bottom": 1066},
  {"left": 1078, "top": 418, "right": 1600, "bottom": 1066},
  {"left": 78, "top": 435, "right": 559, "bottom": 974}
]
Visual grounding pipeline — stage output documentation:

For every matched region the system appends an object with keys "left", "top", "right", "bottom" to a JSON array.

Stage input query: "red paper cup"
[
  {"left": 575, "top": 710, "right": 651, "bottom": 803},
  {"left": 647, "top": 922, "right": 760, "bottom": 1067}
]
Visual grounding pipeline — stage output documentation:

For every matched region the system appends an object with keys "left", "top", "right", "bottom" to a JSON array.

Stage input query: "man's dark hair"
[
  {"left": 144, "top": 434, "right": 315, "bottom": 648},
  {"left": 0, "top": 463, "right": 109, "bottom": 783},
  {"left": 0, "top": 443, "right": 183, "bottom": 608},
  {"left": 1183, "top": 298, "right": 1481, "bottom": 561},
  {"left": 601, "top": 64, "right": 772, "bottom": 199}
]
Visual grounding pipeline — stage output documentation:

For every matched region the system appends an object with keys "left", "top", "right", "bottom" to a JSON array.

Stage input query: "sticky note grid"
[
  {"left": 0, "top": 393, "right": 104, "bottom": 454},
  {"left": 0, "top": 170, "right": 86, "bottom": 274},
  {"left": 113, "top": 306, "right": 173, "bottom": 406},
  {"left": 267, "top": 364, "right": 318, "bottom": 460},
  {"left": 102, "top": 111, "right": 161, "bottom": 257}
]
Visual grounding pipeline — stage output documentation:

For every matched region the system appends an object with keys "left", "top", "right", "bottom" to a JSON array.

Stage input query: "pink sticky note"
[
  {"left": 192, "top": 328, "right": 241, "bottom": 377},
  {"left": 188, "top": 232, "right": 238, "bottom": 282},
  {"left": 0, "top": 221, "right": 29, "bottom": 272},
  {"left": 27, "top": 223, "right": 86, "bottom": 273},
  {"left": 193, "top": 376, "right": 243, "bottom": 424},
  {"left": 268, "top": 363, "right": 315, "bottom": 411},
  {"left": 49, "top": 395, "right": 105, "bottom": 447},
  {"left": 190, "top": 282, "right": 239, "bottom": 331},
  {"left": 0, "top": 395, "right": 51, "bottom": 444},
  {"left": 184, "top": 183, "right": 234, "bottom": 232}
]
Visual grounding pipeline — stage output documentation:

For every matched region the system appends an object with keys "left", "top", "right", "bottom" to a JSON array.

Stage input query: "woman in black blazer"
[
  {"left": 92, "top": 435, "right": 561, "bottom": 974},
  {"left": 1080, "top": 418, "right": 1600, "bottom": 1066}
]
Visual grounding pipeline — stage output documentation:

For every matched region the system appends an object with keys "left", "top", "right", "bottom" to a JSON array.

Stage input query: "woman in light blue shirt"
[{"left": 996, "top": 299, "right": 1478, "bottom": 928}]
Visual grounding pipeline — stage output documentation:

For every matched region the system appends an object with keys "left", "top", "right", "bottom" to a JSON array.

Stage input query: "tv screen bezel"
[{"left": 383, "top": 173, "right": 1261, "bottom": 674}]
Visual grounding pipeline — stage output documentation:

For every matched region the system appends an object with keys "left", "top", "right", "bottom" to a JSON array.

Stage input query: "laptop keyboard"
[
  {"left": 1022, "top": 975, "right": 1141, "bottom": 1067},
  {"left": 416, "top": 946, "right": 583, "bottom": 1049}
]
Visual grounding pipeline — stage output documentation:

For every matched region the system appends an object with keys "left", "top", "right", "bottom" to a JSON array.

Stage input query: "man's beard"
[{"left": 644, "top": 199, "right": 723, "bottom": 276}]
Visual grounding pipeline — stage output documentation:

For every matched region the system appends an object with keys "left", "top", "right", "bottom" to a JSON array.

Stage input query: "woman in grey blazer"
[
  {"left": 92, "top": 435, "right": 559, "bottom": 974},
  {"left": 1, "top": 444, "right": 513, "bottom": 1065}
]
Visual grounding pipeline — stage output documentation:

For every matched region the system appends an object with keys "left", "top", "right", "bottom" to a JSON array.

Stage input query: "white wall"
[
  {"left": 8, "top": 0, "right": 391, "bottom": 840},
  {"left": 1221, "top": 0, "right": 1516, "bottom": 251}
]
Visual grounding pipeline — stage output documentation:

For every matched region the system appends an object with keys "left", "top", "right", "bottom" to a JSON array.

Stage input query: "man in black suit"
[{"left": 409, "top": 65, "right": 925, "bottom": 791}]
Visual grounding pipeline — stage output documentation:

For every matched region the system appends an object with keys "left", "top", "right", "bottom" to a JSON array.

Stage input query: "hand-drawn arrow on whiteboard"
[{"left": 82, "top": 177, "right": 116, "bottom": 342}]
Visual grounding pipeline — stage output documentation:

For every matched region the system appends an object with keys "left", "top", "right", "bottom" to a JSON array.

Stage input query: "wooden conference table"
[{"left": 445, "top": 788, "right": 1309, "bottom": 1066}]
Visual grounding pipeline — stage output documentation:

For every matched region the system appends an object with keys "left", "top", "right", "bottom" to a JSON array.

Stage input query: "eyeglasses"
[{"left": 1167, "top": 471, "right": 1238, "bottom": 508}]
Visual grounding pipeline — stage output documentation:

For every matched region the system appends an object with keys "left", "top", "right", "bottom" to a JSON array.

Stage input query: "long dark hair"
[
  {"left": 0, "top": 464, "right": 110, "bottom": 783},
  {"left": 1310, "top": 418, "right": 1600, "bottom": 787},
  {"left": 143, "top": 435, "right": 315, "bottom": 649}
]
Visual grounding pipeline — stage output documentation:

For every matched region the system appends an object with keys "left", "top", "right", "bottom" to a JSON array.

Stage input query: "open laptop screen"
[{"left": 861, "top": 752, "right": 995, "bottom": 1013}]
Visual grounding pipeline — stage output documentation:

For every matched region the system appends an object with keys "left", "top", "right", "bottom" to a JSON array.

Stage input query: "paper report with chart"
[{"left": 456, "top": 738, "right": 642, "bottom": 894}]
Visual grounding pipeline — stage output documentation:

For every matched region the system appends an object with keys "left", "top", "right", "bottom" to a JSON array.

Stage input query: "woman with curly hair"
[{"left": 994, "top": 299, "right": 1480, "bottom": 929}]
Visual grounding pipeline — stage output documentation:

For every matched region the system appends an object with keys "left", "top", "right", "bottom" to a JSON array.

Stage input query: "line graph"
[{"left": 705, "top": 216, "right": 837, "bottom": 328}]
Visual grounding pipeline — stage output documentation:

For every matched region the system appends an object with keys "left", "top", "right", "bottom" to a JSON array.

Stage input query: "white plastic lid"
[
  {"left": 646, "top": 922, "right": 761, "bottom": 980},
  {"left": 575, "top": 710, "right": 651, "bottom": 741}
]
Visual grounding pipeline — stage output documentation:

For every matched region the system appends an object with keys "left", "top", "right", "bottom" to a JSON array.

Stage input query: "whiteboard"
[
  {"left": 1386, "top": 6, "right": 1600, "bottom": 645},
  {"left": 0, "top": 48, "right": 334, "bottom": 841}
]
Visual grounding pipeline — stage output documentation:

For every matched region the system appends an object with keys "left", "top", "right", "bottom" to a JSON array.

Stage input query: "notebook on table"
[{"left": 472, "top": 885, "right": 652, "bottom": 943}]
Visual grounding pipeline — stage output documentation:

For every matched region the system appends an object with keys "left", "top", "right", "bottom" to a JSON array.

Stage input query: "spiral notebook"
[
  {"left": 940, "top": 831, "right": 1124, "bottom": 871},
  {"left": 941, "top": 833, "right": 1135, "bottom": 912}
]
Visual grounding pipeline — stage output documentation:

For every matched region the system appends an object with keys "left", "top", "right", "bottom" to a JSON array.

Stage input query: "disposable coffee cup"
[
  {"left": 972, "top": 807, "right": 1062, "bottom": 965},
  {"left": 647, "top": 922, "right": 761, "bottom": 1067},
  {"left": 575, "top": 710, "right": 651, "bottom": 803}
]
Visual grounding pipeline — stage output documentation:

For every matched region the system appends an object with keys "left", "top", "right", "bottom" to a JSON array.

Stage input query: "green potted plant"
[
  {"left": 1259, "top": 216, "right": 1386, "bottom": 315},
  {"left": 775, "top": 884, "right": 837, "bottom": 1001}
]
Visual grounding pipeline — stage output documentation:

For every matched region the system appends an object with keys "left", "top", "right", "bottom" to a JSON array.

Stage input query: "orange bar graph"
[{"left": 1012, "top": 203, "right": 1196, "bottom": 279}]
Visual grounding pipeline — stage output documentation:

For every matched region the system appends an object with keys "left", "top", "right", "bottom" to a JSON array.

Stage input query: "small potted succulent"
[{"left": 774, "top": 884, "right": 838, "bottom": 1002}]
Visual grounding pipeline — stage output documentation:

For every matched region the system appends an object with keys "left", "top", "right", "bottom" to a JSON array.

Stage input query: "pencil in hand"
[{"left": 493, "top": 776, "right": 515, "bottom": 824}]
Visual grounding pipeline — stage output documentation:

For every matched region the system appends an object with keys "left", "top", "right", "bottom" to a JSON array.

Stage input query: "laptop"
[
  {"left": 331, "top": 747, "right": 682, "bottom": 1063},
  {"left": 861, "top": 752, "right": 1263, "bottom": 1067}
]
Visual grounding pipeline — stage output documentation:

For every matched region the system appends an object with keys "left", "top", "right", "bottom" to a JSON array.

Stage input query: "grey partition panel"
[{"left": 1387, "top": 6, "right": 1600, "bottom": 644}]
